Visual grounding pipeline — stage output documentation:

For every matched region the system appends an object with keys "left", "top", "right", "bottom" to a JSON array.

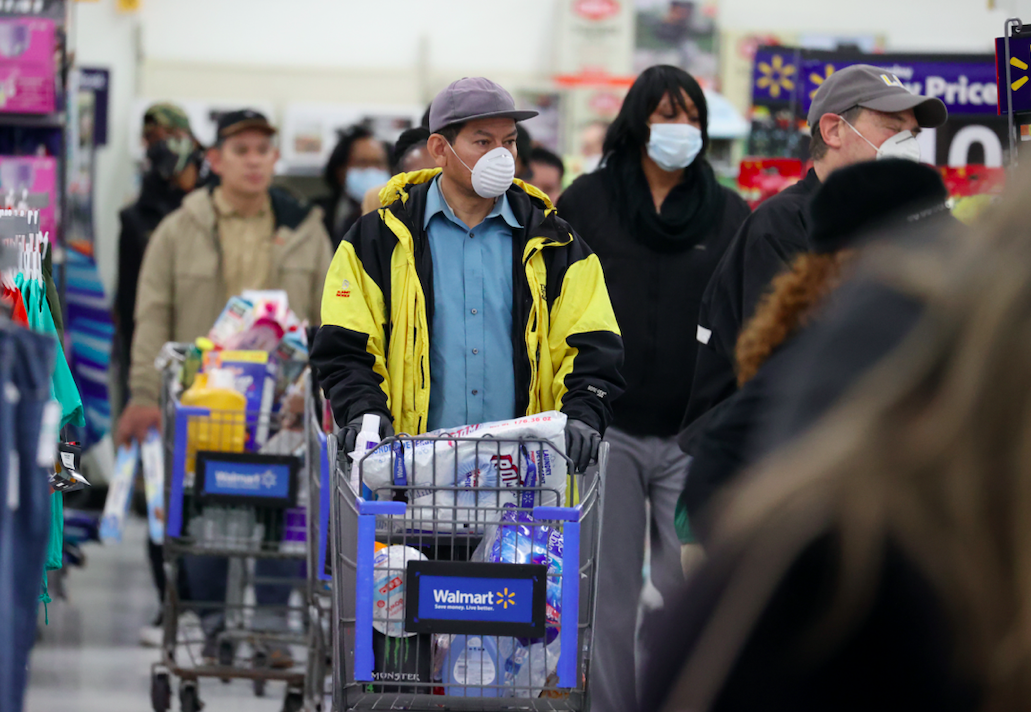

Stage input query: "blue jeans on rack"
[{"left": 0, "top": 328, "right": 56, "bottom": 712}]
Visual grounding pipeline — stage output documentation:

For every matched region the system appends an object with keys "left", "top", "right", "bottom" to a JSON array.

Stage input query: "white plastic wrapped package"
[
  {"left": 372, "top": 544, "right": 427, "bottom": 637},
  {"left": 358, "top": 412, "right": 568, "bottom": 533}
]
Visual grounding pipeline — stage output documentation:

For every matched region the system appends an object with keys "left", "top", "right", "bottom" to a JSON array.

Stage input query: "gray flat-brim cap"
[
  {"left": 429, "top": 77, "right": 538, "bottom": 134},
  {"left": 807, "top": 64, "right": 948, "bottom": 129}
]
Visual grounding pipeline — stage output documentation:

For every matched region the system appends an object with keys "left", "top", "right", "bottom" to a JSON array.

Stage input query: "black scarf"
[
  {"left": 603, "top": 150, "right": 725, "bottom": 253},
  {"left": 137, "top": 169, "right": 186, "bottom": 217}
]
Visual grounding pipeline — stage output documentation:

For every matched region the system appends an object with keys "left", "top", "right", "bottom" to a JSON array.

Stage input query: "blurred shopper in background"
[
  {"left": 115, "top": 110, "right": 333, "bottom": 663},
  {"left": 114, "top": 102, "right": 204, "bottom": 644},
  {"left": 360, "top": 126, "right": 436, "bottom": 214},
  {"left": 557, "top": 64, "right": 750, "bottom": 712},
  {"left": 317, "top": 125, "right": 390, "bottom": 246},
  {"left": 514, "top": 123, "right": 534, "bottom": 181},
  {"left": 680, "top": 64, "right": 948, "bottom": 444},
  {"left": 638, "top": 170, "right": 1031, "bottom": 712},
  {"left": 115, "top": 103, "right": 202, "bottom": 405},
  {"left": 311, "top": 76, "right": 624, "bottom": 475},
  {"left": 528, "top": 145, "right": 565, "bottom": 204},
  {"left": 681, "top": 159, "right": 952, "bottom": 541},
  {"left": 578, "top": 119, "right": 609, "bottom": 174},
  {"left": 141, "top": 101, "right": 189, "bottom": 149}
]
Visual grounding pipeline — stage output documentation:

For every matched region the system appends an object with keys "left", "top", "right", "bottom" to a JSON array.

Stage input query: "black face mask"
[{"left": 146, "top": 137, "right": 201, "bottom": 182}]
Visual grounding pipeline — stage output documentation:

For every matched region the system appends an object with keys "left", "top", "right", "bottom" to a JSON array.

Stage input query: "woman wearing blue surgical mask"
[
  {"left": 317, "top": 125, "right": 391, "bottom": 248},
  {"left": 556, "top": 64, "right": 751, "bottom": 712}
]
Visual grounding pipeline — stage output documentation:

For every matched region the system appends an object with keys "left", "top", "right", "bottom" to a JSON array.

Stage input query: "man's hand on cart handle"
[
  {"left": 566, "top": 419, "right": 600, "bottom": 474},
  {"left": 340, "top": 413, "right": 395, "bottom": 454},
  {"left": 115, "top": 403, "right": 161, "bottom": 449}
]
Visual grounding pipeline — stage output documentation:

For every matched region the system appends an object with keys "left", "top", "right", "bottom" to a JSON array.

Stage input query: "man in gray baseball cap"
[
  {"left": 683, "top": 64, "right": 948, "bottom": 444},
  {"left": 311, "top": 77, "right": 625, "bottom": 475},
  {"left": 808, "top": 64, "right": 948, "bottom": 174}
]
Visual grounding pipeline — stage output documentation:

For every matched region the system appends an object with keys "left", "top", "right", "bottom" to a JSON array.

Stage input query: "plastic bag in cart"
[
  {"left": 359, "top": 412, "right": 568, "bottom": 533},
  {"left": 433, "top": 508, "right": 564, "bottom": 696}
]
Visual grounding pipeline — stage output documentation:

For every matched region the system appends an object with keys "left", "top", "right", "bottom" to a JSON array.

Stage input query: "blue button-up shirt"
[{"left": 424, "top": 176, "right": 518, "bottom": 431}]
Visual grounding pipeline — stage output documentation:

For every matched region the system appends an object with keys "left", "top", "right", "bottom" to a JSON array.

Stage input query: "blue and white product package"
[
  {"left": 140, "top": 428, "right": 165, "bottom": 545},
  {"left": 208, "top": 295, "right": 253, "bottom": 346},
  {"left": 360, "top": 412, "right": 568, "bottom": 533},
  {"left": 455, "top": 507, "right": 564, "bottom": 696},
  {"left": 373, "top": 544, "right": 427, "bottom": 637},
  {"left": 100, "top": 441, "right": 139, "bottom": 543},
  {"left": 441, "top": 635, "right": 501, "bottom": 697},
  {"left": 218, "top": 350, "right": 278, "bottom": 451}
]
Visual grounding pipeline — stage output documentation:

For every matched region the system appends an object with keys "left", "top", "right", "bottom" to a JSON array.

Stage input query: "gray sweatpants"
[{"left": 591, "top": 427, "right": 689, "bottom": 712}]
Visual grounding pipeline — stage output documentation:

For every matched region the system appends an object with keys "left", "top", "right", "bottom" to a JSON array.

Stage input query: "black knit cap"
[{"left": 808, "top": 159, "right": 949, "bottom": 254}]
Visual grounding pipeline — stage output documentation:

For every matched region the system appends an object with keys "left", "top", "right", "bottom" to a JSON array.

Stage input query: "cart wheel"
[
  {"left": 253, "top": 650, "right": 268, "bottom": 697},
  {"left": 150, "top": 671, "right": 171, "bottom": 712},
  {"left": 282, "top": 690, "right": 304, "bottom": 712},
  {"left": 179, "top": 681, "right": 202, "bottom": 712}
]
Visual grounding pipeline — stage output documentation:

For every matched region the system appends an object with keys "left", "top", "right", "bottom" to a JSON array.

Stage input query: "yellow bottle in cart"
[{"left": 180, "top": 368, "right": 247, "bottom": 479}]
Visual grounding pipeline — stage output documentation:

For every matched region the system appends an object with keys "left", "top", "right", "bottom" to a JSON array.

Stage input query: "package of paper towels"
[{"left": 358, "top": 412, "right": 568, "bottom": 532}]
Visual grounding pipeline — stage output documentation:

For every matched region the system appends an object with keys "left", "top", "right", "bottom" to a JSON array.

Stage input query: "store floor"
[{"left": 25, "top": 517, "right": 290, "bottom": 712}]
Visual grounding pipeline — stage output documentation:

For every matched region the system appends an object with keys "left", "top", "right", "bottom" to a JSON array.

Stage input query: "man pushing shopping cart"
[
  {"left": 309, "top": 76, "right": 625, "bottom": 468},
  {"left": 309, "top": 76, "right": 625, "bottom": 709}
]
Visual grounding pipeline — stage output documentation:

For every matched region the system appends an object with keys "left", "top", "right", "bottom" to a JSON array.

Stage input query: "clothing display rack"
[
  {"left": 0, "top": 0, "right": 70, "bottom": 323},
  {"left": 0, "top": 206, "right": 84, "bottom": 712},
  {"left": 0, "top": 4, "right": 81, "bottom": 711}
]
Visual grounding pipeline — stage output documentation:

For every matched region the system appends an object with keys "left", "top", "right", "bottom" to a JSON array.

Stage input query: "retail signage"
[
  {"left": 405, "top": 560, "right": 547, "bottom": 638},
  {"left": 994, "top": 35, "right": 1031, "bottom": 115},
  {"left": 752, "top": 47, "right": 999, "bottom": 117},
  {"left": 78, "top": 67, "right": 109, "bottom": 145},
  {"left": 195, "top": 452, "right": 298, "bottom": 507},
  {"left": 573, "top": 0, "right": 620, "bottom": 21}
]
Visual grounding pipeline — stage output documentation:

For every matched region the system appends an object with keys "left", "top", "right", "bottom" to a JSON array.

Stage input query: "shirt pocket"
[{"left": 174, "top": 256, "right": 219, "bottom": 304}]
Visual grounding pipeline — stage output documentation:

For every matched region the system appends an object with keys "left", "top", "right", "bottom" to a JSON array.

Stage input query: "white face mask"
[
  {"left": 646, "top": 123, "right": 704, "bottom": 172},
  {"left": 447, "top": 143, "right": 515, "bottom": 199},
  {"left": 842, "top": 118, "right": 921, "bottom": 163}
]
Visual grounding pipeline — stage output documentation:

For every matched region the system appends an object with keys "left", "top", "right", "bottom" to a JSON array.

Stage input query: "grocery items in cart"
[
  {"left": 358, "top": 412, "right": 569, "bottom": 531},
  {"left": 151, "top": 291, "right": 321, "bottom": 712},
  {"left": 331, "top": 424, "right": 606, "bottom": 709}
]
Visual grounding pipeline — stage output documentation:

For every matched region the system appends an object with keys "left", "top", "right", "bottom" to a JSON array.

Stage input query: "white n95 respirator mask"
[
  {"left": 842, "top": 118, "right": 922, "bottom": 163},
  {"left": 448, "top": 143, "right": 516, "bottom": 199}
]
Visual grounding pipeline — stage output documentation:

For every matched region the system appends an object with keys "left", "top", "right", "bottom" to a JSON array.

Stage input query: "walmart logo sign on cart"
[
  {"left": 201, "top": 459, "right": 292, "bottom": 500},
  {"left": 421, "top": 576, "right": 534, "bottom": 623},
  {"left": 214, "top": 469, "right": 278, "bottom": 491}
]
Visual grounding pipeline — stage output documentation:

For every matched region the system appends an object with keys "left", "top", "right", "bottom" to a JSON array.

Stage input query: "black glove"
[
  {"left": 565, "top": 419, "right": 600, "bottom": 474},
  {"left": 340, "top": 414, "right": 395, "bottom": 454}
]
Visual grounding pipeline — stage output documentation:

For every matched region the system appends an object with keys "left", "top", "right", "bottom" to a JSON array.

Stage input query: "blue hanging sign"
[{"left": 995, "top": 35, "right": 1031, "bottom": 115}]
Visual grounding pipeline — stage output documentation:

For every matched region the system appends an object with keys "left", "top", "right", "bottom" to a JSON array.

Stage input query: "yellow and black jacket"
[{"left": 310, "top": 169, "right": 625, "bottom": 435}]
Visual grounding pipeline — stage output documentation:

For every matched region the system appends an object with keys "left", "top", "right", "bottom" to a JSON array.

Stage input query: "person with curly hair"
[{"left": 679, "top": 159, "right": 953, "bottom": 541}]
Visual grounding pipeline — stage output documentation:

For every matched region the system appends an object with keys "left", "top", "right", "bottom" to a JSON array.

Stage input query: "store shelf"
[{"left": 0, "top": 112, "right": 66, "bottom": 128}]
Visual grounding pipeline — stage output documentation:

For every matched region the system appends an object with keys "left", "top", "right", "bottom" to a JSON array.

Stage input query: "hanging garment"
[
  {"left": 16, "top": 273, "right": 83, "bottom": 428},
  {"left": 0, "top": 326, "right": 56, "bottom": 712},
  {"left": 2, "top": 285, "right": 28, "bottom": 327}
]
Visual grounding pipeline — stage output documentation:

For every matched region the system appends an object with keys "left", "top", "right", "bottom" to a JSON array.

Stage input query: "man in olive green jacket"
[{"left": 117, "top": 109, "right": 333, "bottom": 446}]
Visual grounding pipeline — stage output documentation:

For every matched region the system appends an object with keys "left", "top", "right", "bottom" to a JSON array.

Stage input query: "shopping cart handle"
[
  {"left": 355, "top": 498, "right": 407, "bottom": 516},
  {"left": 532, "top": 505, "right": 579, "bottom": 522}
]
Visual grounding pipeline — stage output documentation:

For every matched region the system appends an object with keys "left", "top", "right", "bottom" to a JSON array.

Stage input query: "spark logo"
[
  {"left": 1010, "top": 55, "right": 1029, "bottom": 92},
  {"left": 495, "top": 587, "right": 517, "bottom": 610},
  {"left": 756, "top": 54, "right": 796, "bottom": 99},
  {"left": 809, "top": 64, "right": 836, "bottom": 101}
]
